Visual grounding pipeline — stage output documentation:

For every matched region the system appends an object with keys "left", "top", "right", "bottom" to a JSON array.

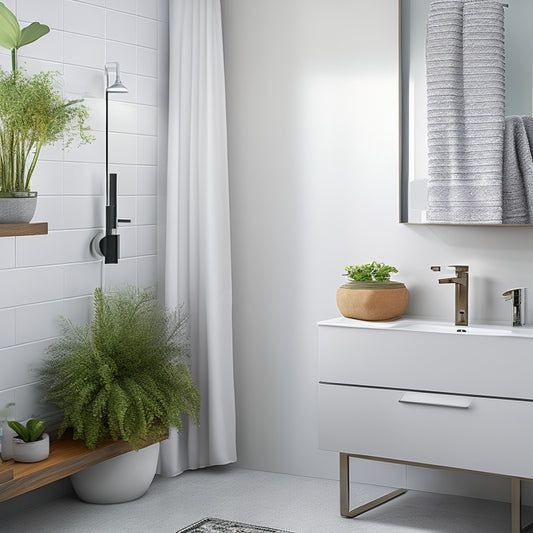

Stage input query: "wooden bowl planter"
[{"left": 336, "top": 280, "right": 409, "bottom": 321}]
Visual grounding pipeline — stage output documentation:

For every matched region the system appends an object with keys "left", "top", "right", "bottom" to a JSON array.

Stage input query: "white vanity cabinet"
[{"left": 318, "top": 317, "right": 533, "bottom": 531}]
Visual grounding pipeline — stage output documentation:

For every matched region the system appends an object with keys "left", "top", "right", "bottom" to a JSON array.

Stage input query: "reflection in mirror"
[{"left": 401, "top": 0, "right": 533, "bottom": 225}]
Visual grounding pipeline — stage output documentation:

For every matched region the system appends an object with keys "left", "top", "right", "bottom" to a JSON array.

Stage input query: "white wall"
[
  {"left": 222, "top": 0, "right": 533, "bottom": 503},
  {"left": 0, "top": 0, "right": 168, "bottom": 427}
]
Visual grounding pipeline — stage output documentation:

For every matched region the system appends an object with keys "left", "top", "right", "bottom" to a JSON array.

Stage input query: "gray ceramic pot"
[{"left": 0, "top": 191, "right": 38, "bottom": 223}]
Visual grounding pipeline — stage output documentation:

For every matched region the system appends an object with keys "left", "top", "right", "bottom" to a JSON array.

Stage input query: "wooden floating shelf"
[
  {"left": 0, "top": 222, "right": 48, "bottom": 237},
  {"left": 0, "top": 432, "right": 166, "bottom": 502}
]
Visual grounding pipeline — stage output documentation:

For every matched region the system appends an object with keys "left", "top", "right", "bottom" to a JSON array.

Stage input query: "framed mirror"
[{"left": 400, "top": 0, "right": 533, "bottom": 225}]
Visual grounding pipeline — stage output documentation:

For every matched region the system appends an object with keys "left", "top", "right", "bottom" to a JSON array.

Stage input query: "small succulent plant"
[{"left": 8, "top": 419, "right": 46, "bottom": 442}]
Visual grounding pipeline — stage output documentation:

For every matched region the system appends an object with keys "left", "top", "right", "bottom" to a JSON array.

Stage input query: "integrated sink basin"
[
  {"left": 322, "top": 316, "right": 533, "bottom": 338},
  {"left": 390, "top": 321, "right": 513, "bottom": 336}
]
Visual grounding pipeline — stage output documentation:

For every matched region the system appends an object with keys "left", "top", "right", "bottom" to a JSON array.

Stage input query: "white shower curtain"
[{"left": 159, "top": 0, "right": 236, "bottom": 476}]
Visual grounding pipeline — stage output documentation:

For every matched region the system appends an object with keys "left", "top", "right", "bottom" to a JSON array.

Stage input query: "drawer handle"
[{"left": 399, "top": 392, "right": 472, "bottom": 409}]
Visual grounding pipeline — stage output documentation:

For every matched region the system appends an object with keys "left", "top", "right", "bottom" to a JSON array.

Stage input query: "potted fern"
[
  {"left": 0, "top": 3, "right": 92, "bottom": 223},
  {"left": 39, "top": 286, "right": 200, "bottom": 503},
  {"left": 336, "top": 261, "right": 409, "bottom": 321},
  {"left": 8, "top": 419, "right": 49, "bottom": 463}
]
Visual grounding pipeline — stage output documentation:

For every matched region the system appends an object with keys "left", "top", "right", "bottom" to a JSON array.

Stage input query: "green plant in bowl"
[
  {"left": 344, "top": 261, "right": 399, "bottom": 282},
  {"left": 337, "top": 262, "right": 409, "bottom": 321}
]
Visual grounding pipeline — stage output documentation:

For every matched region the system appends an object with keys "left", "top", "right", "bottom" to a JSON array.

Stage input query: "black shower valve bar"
[{"left": 98, "top": 173, "right": 132, "bottom": 264}]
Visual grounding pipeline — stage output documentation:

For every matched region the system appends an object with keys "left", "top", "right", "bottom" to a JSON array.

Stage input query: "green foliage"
[
  {"left": 0, "top": 5, "right": 92, "bottom": 192},
  {"left": 344, "top": 261, "right": 399, "bottom": 282},
  {"left": 0, "top": 2, "right": 50, "bottom": 71},
  {"left": 8, "top": 419, "right": 46, "bottom": 442},
  {"left": 0, "top": 68, "right": 93, "bottom": 192},
  {"left": 38, "top": 287, "right": 200, "bottom": 450}
]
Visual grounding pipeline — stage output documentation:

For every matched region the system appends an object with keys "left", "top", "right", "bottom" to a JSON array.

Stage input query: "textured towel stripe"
[{"left": 426, "top": 0, "right": 505, "bottom": 224}]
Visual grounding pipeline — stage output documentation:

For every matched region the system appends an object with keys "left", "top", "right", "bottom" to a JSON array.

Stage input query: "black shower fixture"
[{"left": 92, "top": 62, "right": 130, "bottom": 264}]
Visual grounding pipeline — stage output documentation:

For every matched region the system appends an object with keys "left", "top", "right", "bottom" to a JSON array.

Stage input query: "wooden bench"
[{"left": 0, "top": 432, "right": 166, "bottom": 502}]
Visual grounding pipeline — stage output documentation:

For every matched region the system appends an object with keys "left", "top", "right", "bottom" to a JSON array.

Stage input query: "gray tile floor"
[{"left": 0, "top": 466, "right": 521, "bottom": 532}]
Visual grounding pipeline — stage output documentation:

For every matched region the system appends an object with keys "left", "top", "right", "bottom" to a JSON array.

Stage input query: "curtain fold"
[{"left": 159, "top": 0, "right": 236, "bottom": 477}]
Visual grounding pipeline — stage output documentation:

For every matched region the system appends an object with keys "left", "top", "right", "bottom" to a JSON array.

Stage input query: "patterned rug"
[{"left": 177, "top": 517, "right": 294, "bottom": 533}]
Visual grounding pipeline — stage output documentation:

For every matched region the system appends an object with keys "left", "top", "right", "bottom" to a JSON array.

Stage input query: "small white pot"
[
  {"left": 71, "top": 441, "right": 160, "bottom": 504},
  {"left": 13, "top": 433, "right": 50, "bottom": 463}
]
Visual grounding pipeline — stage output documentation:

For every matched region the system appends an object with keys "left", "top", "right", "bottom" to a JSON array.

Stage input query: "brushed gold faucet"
[{"left": 431, "top": 265, "right": 469, "bottom": 326}]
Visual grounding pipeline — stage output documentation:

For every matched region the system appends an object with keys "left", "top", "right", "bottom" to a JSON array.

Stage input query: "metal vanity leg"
[
  {"left": 512, "top": 478, "right": 521, "bottom": 533},
  {"left": 511, "top": 478, "right": 533, "bottom": 533},
  {"left": 339, "top": 453, "right": 407, "bottom": 518}
]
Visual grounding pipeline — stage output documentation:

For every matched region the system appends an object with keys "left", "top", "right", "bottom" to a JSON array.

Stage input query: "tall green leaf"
[
  {"left": 0, "top": 4, "right": 49, "bottom": 71},
  {"left": 19, "top": 22, "right": 50, "bottom": 48},
  {"left": 0, "top": 2, "right": 20, "bottom": 50}
]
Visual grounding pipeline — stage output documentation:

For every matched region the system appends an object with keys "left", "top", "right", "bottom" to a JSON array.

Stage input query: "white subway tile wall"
[
  {"left": 106, "top": 10, "right": 137, "bottom": 44},
  {"left": 107, "top": 0, "right": 135, "bottom": 15},
  {"left": 0, "top": 0, "right": 168, "bottom": 421},
  {"left": 64, "top": 1, "right": 106, "bottom": 38},
  {"left": 137, "top": 17, "right": 158, "bottom": 49},
  {"left": 119, "top": 225, "right": 138, "bottom": 258},
  {"left": 137, "top": 165, "right": 157, "bottom": 195},
  {"left": 18, "top": 0, "right": 64, "bottom": 30},
  {"left": 114, "top": 164, "right": 138, "bottom": 195}
]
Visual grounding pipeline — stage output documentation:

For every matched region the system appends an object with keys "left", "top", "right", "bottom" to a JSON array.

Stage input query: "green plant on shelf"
[
  {"left": 39, "top": 286, "right": 200, "bottom": 450},
  {"left": 0, "top": 3, "right": 93, "bottom": 194},
  {"left": 0, "top": 68, "right": 93, "bottom": 193}
]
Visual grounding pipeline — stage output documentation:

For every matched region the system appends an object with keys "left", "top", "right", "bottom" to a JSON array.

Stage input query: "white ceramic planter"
[
  {"left": 70, "top": 441, "right": 160, "bottom": 504},
  {"left": 13, "top": 433, "right": 50, "bottom": 463}
]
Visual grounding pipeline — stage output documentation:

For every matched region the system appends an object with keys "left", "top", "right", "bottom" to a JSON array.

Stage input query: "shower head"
[{"left": 105, "top": 62, "right": 128, "bottom": 93}]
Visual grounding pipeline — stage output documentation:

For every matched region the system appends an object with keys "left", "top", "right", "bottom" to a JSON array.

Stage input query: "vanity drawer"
[
  {"left": 319, "top": 383, "right": 533, "bottom": 479},
  {"left": 318, "top": 324, "right": 533, "bottom": 400}
]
